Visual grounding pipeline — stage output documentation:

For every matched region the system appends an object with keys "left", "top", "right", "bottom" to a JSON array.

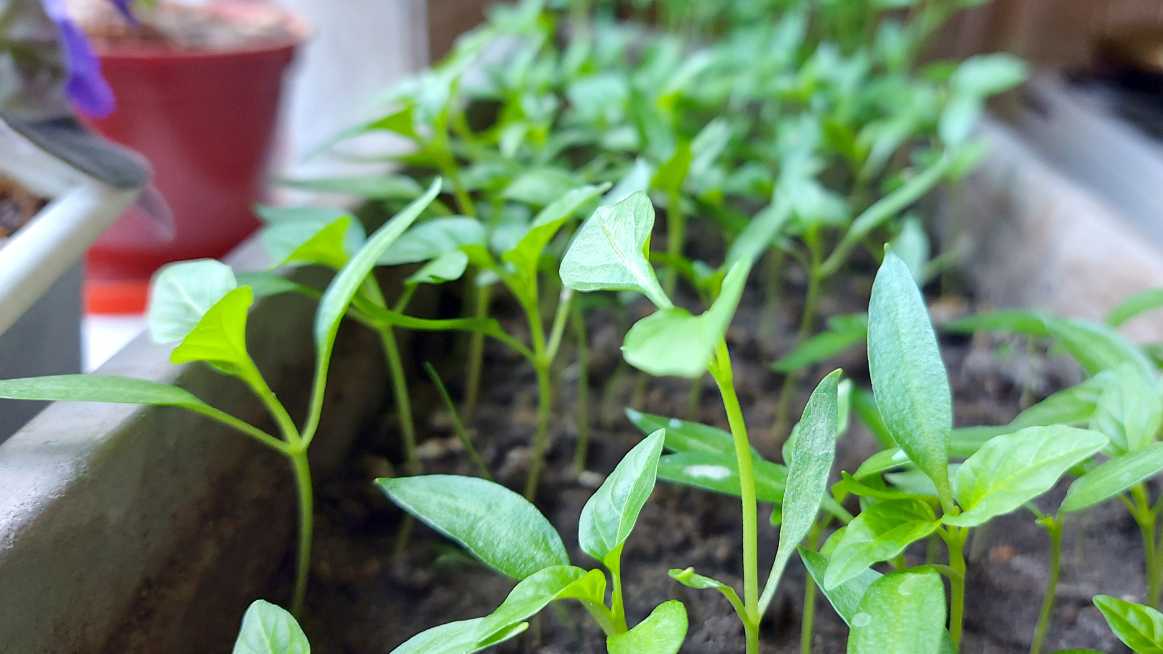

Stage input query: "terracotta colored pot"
[{"left": 84, "top": 4, "right": 304, "bottom": 313}]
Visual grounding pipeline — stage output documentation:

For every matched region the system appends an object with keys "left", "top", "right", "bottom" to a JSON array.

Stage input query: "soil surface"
[
  {"left": 289, "top": 259, "right": 1135, "bottom": 653},
  {"left": 77, "top": 1, "right": 297, "bottom": 51}
]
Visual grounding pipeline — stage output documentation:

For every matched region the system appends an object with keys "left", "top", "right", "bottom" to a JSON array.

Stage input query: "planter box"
[{"left": 0, "top": 184, "right": 138, "bottom": 443}]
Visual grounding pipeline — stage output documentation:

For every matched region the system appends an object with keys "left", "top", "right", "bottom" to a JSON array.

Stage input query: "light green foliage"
[
  {"left": 580, "top": 430, "right": 666, "bottom": 566},
  {"left": 825, "top": 499, "right": 940, "bottom": 590},
  {"left": 147, "top": 259, "right": 238, "bottom": 344},
  {"left": 800, "top": 548, "right": 880, "bottom": 627},
  {"left": 867, "top": 252, "right": 953, "bottom": 509},
  {"left": 1091, "top": 365, "right": 1163, "bottom": 455},
  {"left": 607, "top": 601, "right": 688, "bottom": 654},
  {"left": 1063, "top": 442, "right": 1163, "bottom": 514},
  {"left": 232, "top": 600, "right": 309, "bottom": 654},
  {"left": 377, "top": 475, "right": 568, "bottom": 580},
  {"left": 846, "top": 570, "right": 947, "bottom": 654},
  {"left": 944, "top": 426, "right": 1107, "bottom": 527},
  {"left": 1094, "top": 595, "right": 1163, "bottom": 653},
  {"left": 1108, "top": 288, "right": 1163, "bottom": 327},
  {"left": 378, "top": 217, "right": 485, "bottom": 265},
  {"left": 772, "top": 314, "right": 866, "bottom": 374}
]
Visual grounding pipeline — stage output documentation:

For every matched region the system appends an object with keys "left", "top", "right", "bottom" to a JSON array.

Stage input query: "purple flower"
[{"left": 40, "top": 0, "right": 138, "bottom": 118}]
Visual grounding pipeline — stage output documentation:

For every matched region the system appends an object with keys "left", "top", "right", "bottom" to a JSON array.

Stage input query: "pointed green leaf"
[
  {"left": 772, "top": 314, "right": 867, "bottom": 373},
  {"left": 769, "top": 371, "right": 842, "bottom": 591},
  {"left": 891, "top": 216, "right": 929, "bottom": 283},
  {"left": 503, "top": 168, "right": 581, "bottom": 207},
  {"left": 1091, "top": 365, "right": 1162, "bottom": 454},
  {"left": 477, "top": 566, "right": 605, "bottom": 640},
  {"left": 1094, "top": 594, "right": 1163, "bottom": 653},
  {"left": 377, "top": 474, "right": 568, "bottom": 580},
  {"left": 604, "top": 158, "right": 654, "bottom": 205},
  {"left": 406, "top": 250, "right": 469, "bottom": 286},
  {"left": 147, "top": 259, "right": 238, "bottom": 344},
  {"left": 580, "top": 430, "right": 665, "bottom": 566},
  {"left": 280, "top": 174, "right": 424, "bottom": 200},
  {"left": 659, "top": 451, "right": 787, "bottom": 503},
  {"left": 503, "top": 184, "right": 608, "bottom": 279},
  {"left": 607, "top": 601, "right": 688, "bottom": 654},
  {"left": 1045, "top": 318, "right": 1155, "bottom": 380},
  {"left": 952, "top": 54, "right": 1027, "bottom": 97},
  {"left": 651, "top": 142, "right": 692, "bottom": 193},
  {"left": 868, "top": 251, "right": 953, "bottom": 509},
  {"left": 389, "top": 618, "right": 526, "bottom": 654},
  {"left": 944, "top": 426, "right": 1108, "bottom": 527},
  {"left": 232, "top": 600, "right": 308, "bottom": 654},
  {"left": 800, "top": 548, "right": 880, "bottom": 627},
  {"left": 1109, "top": 289, "right": 1163, "bottom": 327},
  {"left": 560, "top": 192, "right": 672, "bottom": 310},
  {"left": 379, "top": 217, "right": 485, "bottom": 266},
  {"left": 847, "top": 570, "right": 946, "bottom": 654},
  {"left": 261, "top": 215, "right": 361, "bottom": 270},
  {"left": 624, "top": 408, "right": 753, "bottom": 457},
  {"left": 825, "top": 499, "right": 940, "bottom": 590},
  {"left": 0, "top": 375, "right": 214, "bottom": 411},
  {"left": 622, "top": 260, "right": 749, "bottom": 378},
  {"left": 1062, "top": 442, "right": 1163, "bottom": 513},
  {"left": 170, "top": 286, "right": 256, "bottom": 375},
  {"left": 726, "top": 199, "right": 792, "bottom": 268}
]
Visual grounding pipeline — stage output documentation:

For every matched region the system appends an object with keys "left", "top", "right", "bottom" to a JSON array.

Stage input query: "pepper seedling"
[
  {"left": 0, "top": 180, "right": 443, "bottom": 617},
  {"left": 378, "top": 430, "right": 688, "bottom": 653}
]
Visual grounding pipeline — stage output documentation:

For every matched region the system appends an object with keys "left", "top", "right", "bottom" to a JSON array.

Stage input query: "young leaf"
[
  {"left": 377, "top": 475, "right": 568, "bottom": 580},
  {"left": 579, "top": 430, "right": 665, "bottom": 566},
  {"left": 406, "top": 250, "right": 469, "bottom": 286},
  {"left": 891, "top": 216, "right": 929, "bottom": 283},
  {"left": 559, "top": 191, "right": 672, "bottom": 310},
  {"left": 800, "top": 548, "right": 880, "bottom": 627},
  {"left": 0, "top": 374, "right": 214, "bottom": 410},
  {"left": 147, "top": 259, "right": 238, "bottom": 344},
  {"left": 621, "top": 260, "right": 749, "bottom": 378},
  {"left": 389, "top": 618, "right": 527, "bottom": 654},
  {"left": 1045, "top": 318, "right": 1155, "bottom": 380},
  {"left": 867, "top": 251, "right": 953, "bottom": 509},
  {"left": 1108, "top": 288, "right": 1163, "bottom": 327},
  {"left": 725, "top": 199, "right": 791, "bottom": 268},
  {"left": 261, "top": 215, "right": 359, "bottom": 270},
  {"left": 502, "top": 184, "right": 608, "bottom": 280},
  {"left": 765, "top": 371, "right": 842, "bottom": 601},
  {"left": 772, "top": 314, "right": 867, "bottom": 373},
  {"left": 280, "top": 174, "right": 424, "bottom": 200},
  {"left": 477, "top": 566, "right": 606, "bottom": 639},
  {"left": 1093, "top": 594, "right": 1163, "bottom": 653},
  {"left": 624, "top": 408, "right": 743, "bottom": 456},
  {"left": 1091, "top": 365, "right": 1163, "bottom": 454},
  {"left": 378, "top": 217, "right": 486, "bottom": 266},
  {"left": 606, "top": 601, "right": 688, "bottom": 654},
  {"left": 943, "top": 426, "right": 1108, "bottom": 528},
  {"left": 847, "top": 570, "right": 946, "bottom": 654},
  {"left": 232, "top": 600, "right": 309, "bottom": 654},
  {"left": 825, "top": 499, "right": 940, "bottom": 590},
  {"left": 170, "top": 286, "right": 256, "bottom": 376},
  {"left": 669, "top": 567, "right": 746, "bottom": 618},
  {"left": 1062, "top": 442, "right": 1163, "bottom": 514},
  {"left": 659, "top": 451, "right": 787, "bottom": 504}
]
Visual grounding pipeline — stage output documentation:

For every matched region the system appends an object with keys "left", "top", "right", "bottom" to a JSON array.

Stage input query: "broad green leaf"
[
  {"left": 622, "top": 260, "right": 749, "bottom": 378},
  {"left": 939, "top": 95, "right": 981, "bottom": 146},
  {"left": 952, "top": 54, "right": 1027, "bottom": 97},
  {"left": 1046, "top": 318, "right": 1155, "bottom": 380},
  {"left": 147, "top": 259, "right": 237, "bottom": 344},
  {"left": 170, "top": 286, "right": 256, "bottom": 376},
  {"left": 800, "top": 548, "right": 880, "bottom": 627},
  {"left": 769, "top": 371, "right": 842, "bottom": 592},
  {"left": 502, "top": 184, "right": 608, "bottom": 279},
  {"left": 853, "top": 447, "right": 913, "bottom": 479},
  {"left": 825, "top": 499, "right": 940, "bottom": 590},
  {"left": 232, "top": 600, "right": 309, "bottom": 654},
  {"left": 1109, "top": 289, "right": 1163, "bottom": 327},
  {"left": 1062, "top": 442, "right": 1163, "bottom": 513},
  {"left": 652, "top": 142, "right": 692, "bottom": 193},
  {"left": 579, "top": 430, "right": 665, "bottom": 566},
  {"left": 868, "top": 252, "right": 953, "bottom": 509},
  {"left": 726, "top": 199, "right": 791, "bottom": 268},
  {"left": 560, "top": 191, "right": 672, "bottom": 310},
  {"left": 389, "top": 618, "right": 526, "bottom": 654},
  {"left": 658, "top": 451, "right": 787, "bottom": 503},
  {"left": 477, "top": 566, "right": 605, "bottom": 639},
  {"left": 624, "top": 408, "right": 741, "bottom": 456},
  {"left": 407, "top": 251, "right": 468, "bottom": 286},
  {"left": 280, "top": 174, "right": 424, "bottom": 200},
  {"left": 1091, "top": 365, "right": 1162, "bottom": 454},
  {"left": 379, "top": 217, "right": 486, "bottom": 266},
  {"left": 1011, "top": 373, "right": 1109, "bottom": 430},
  {"left": 891, "top": 217, "right": 929, "bottom": 283},
  {"left": 0, "top": 374, "right": 215, "bottom": 411},
  {"left": 261, "top": 215, "right": 361, "bottom": 270},
  {"left": 502, "top": 168, "right": 579, "bottom": 207},
  {"left": 941, "top": 309, "right": 1050, "bottom": 336},
  {"left": 772, "top": 314, "right": 867, "bottom": 373},
  {"left": 607, "top": 601, "right": 688, "bottom": 654},
  {"left": 1094, "top": 594, "right": 1163, "bottom": 653},
  {"left": 309, "top": 180, "right": 441, "bottom": 434},
  {"left": 377, "top": 475, "right": 568, "bottom": 580},
  {"left": 847, "top": 570, "right": 946, "bottom": 654},
  {"left": 944, "top": 426, "right": 1108, "bottom": 527}
]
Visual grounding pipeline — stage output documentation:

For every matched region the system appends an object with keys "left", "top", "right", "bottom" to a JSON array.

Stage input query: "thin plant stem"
[
  {"left": 1132, "top": 484, "right": 1161, "bottom": 607},
  {"left": 664, "top": 189, "right": 685, "bottom": 297},
  {"left": 524, "top": 361, "right": 554, "bottom": 499},
  {"left": 380, "top": 328, "right": 418, "bottom": 474},
  {"left": 799, "top": 519, "right": 828, "bottom": 654},
  {"left": 288, "top": 448, "right": 313, "bottom": 617},
  {"left": 571, "top": 305, "right": 591, "bottom": 472},
  {"left": 609, "top": 545, "right": 629, "bottom": 633},
  {"left": 463, "top": 281, "right": 492, "bottom": 420},
  {"left": 708, "top": 340, "right": 761, "bottom": 651},
  {"left": 942, "top": 526, "right": 969, "bottom": 649},
  {"left": 772, "top": 231, "right": 823, "bottom": 441},
  {"left": 1029, "top": 517, "right": 1063, "bottom": 654},
  {"left": 424, "top": 362, "right": 490, "bottom": 479}
]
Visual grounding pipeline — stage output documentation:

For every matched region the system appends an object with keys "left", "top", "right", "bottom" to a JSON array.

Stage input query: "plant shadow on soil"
[{"left": 290, "top": 264, "right": 1138, "bottom": 654}]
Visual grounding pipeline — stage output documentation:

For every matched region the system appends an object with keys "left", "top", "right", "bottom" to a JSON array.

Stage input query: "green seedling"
[
  {"left": 232, "top": 600, "right": 309, "bottom": 654},
  {"left": 379, "top": 430, "right": 688, "bottom": 653},
  {"left": 1093, "top": 594, "right": 1163, "bottom": 653},
  {"left": 561, "top": 191, "right": 845, "bottom": 653},
  {"left": 0, "top": 181, "right": 444, "bottom": 616}
]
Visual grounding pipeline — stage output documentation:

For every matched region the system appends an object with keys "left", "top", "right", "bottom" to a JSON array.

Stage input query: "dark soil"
[
  {"left": 0, "top": 176, "right": 44, "bottom": 240},
  {"left": 292, "top": 264, "right": 1135, "bottom": 653}
]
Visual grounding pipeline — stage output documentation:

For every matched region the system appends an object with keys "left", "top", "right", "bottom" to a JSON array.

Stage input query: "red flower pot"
[{"left": 84, "top": 4, "right": 304, "bottom": 313}]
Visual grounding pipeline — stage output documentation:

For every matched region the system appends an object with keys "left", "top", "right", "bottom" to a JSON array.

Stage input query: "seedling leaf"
[
  {"left": 147, "top": 259, "right": 238, "bottom": 344},
  {"left": 232, "top": 600, "right": 308, "bottom": 654},
  {"left": 170, "top": 286, "right": 256, "bottom": 376},
  {"left": 846, "top": 569, "right": 946, "bottom": 654},
  {"left": 824, "top": 499, "right": 939, "bottom": 590},
  {"left": 607, "top": 600, "right": 688, "bottom": 654},
  {"left": 0, "top": 374, "right": 214, "bottom": 410},
  {"left": 579, "top": 430, "right": 665, "bottom": 566},
  {"left": 1062, "top": 441, "right": 1163, "bottom": 514},
  {"left": 379, "top": 217, "right": 486, "bottom": 266},
  {"left": 377, "top": 474, "right": 568, "bottom": 580},
  {"left": 1094, "top": 595, "right": 1163, "bottom": 653},
  {"left": 943, "top": 426, "right": 1108, "bottom": 527}
]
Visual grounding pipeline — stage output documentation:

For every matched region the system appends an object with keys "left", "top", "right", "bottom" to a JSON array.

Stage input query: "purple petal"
[
  {"left": 110, "top": 0, "right": 138, "bottom": 25},
  {"left": 40, "top": 0, "right": 117, "bottom": 117}
]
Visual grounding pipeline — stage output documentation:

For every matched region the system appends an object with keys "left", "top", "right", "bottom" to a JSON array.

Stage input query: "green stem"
[
  {"left": 524, "top": 361, "right": 554, "bottom": 499},
  {"left": 772, "top": 233, "right": 823, "bottom": 441},
  {"left": 583, "top": 601, "right": 621, "bottom": 637},
  {"left": 609, "top": 545, "right": 629, "bottom": 633},
  {"left": 799, "top": 520, "right": 827, "bottom": 654},
  {"left": 288, "top": 448, "right": 314, "bottom": 618},
  {"left": 572, "top": 306, "right": 591, "bottom": 472},
  {"left": 664, "top": 189, "right": 685, "bottom": 297},
  {"left": 380, "top": 328, "right": 418, "bottom": 475},
  {"left": 463, "top": 281, "right": 492, "bottom": 420},
  {"left": 709, "top": 341, "right": 760, "bottom": 640},
  {"left": 942, "top": 527, "right": 968, "bottom": 650},
  {"left": 424, "top": 362, "right": 490, "bottom": 479},
  {"left": 1029, "top": 517, "right": 1063, "bottom": 654},
  {"left": 1132, "top": 484, "right": 1161, "bottom": 607}
]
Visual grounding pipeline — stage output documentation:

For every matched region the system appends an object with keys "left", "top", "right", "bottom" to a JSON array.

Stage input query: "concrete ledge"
[{"left": 0, "top": 239, "right": 386, "bottom": 653}]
